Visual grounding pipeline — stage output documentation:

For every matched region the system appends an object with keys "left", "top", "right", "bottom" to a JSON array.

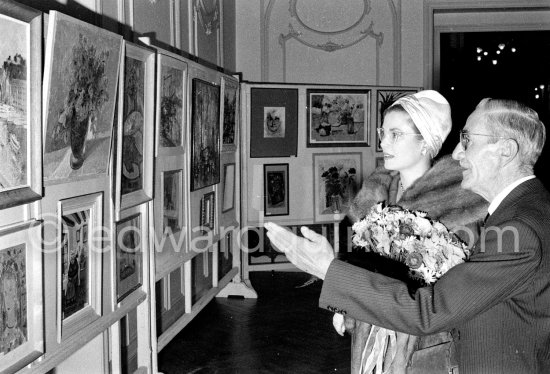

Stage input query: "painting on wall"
[
  {"left": 307, "top": 89, "right": 370, "bottom": 147},
  {"left": 221, "top": 76, "right": 238, "bottom": 152},
  {"left": 43, "top": 11, "right": 122, "bottom": 185},
  {"left": 116, "top": 213, "right": 142, "bottom": 302},
  {"left": 0, "top": 220, "right": 42, "bottom": 374},
  {"left": 114, "top": 42, "right": 155, "bottom": 220},
  {"left": 57, "top": 192, "right": 102, "bottom": 341},
  {"left": 162, "top": 169, "right": 182, "bottom": 235},
  {"left": 312, "top": 152, "right": 362, "bottom": 223},
  {"left": 375, "top": 89, "right": 419, "bottom": 152},
  {"left": 0, "top": 1, "right": 42, "bottom": 209},
  {"left": 200, "top": 191, "right": 216, "bottom": 233},
  {"left": 263, "top": 163, "right": 289, "bottom": 216},
  {"left": 191, "top": 78, "right": 220, "bottom": 191},
  {"left": 250, "top": 88, "right": 298, "bottom": 158},
  {"left": 156, "top": 53, "right": 186, "bottom": 152},
  {"left": 222, "top": 163, "right": 235, "bottom": 213}
]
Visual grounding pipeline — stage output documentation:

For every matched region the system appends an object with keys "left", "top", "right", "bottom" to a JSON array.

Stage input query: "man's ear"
[{"left": 500, "top": 138, "right": 519, "bottom": 160}]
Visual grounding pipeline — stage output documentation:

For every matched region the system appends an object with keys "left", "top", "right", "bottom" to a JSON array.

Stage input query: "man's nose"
[{"left": 452, "top": 142, "right": 464, "bottom": 160}]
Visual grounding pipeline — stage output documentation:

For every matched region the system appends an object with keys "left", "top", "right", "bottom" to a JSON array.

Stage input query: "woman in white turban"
[{"left": 331, "top": 90, "right": 487, "bottom": 373}]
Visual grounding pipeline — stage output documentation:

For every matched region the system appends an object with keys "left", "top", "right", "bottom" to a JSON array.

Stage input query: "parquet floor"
[{"left": 158, "top": 271, "right": 351, "bottom": 373}]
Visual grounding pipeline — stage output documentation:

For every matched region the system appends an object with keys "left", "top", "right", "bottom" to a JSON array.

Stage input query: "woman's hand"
[{"left": 333, "top": 313, "right": 346, "bottom": 336}]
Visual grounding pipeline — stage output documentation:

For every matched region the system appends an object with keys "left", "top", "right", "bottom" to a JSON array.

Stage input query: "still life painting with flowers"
[{"left": 307, "top": 89, "right": 370, "bottom": 147}]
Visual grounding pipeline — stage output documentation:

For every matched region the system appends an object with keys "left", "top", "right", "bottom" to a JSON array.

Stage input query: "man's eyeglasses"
[
  {"left": 459, "top": 130, "right": 510, "bottom": 150},
  {"left": 377, "top": 128, "right": 422, "bottom": 145}
]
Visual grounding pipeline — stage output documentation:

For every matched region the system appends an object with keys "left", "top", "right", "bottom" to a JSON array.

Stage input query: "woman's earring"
[{"left": 421, "top": 148, "right": 427, "bottom": 156}]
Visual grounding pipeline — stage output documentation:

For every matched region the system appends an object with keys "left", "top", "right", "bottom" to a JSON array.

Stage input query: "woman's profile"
[{"left": 334, "top": 90, "right": 487, "bottom": 373}]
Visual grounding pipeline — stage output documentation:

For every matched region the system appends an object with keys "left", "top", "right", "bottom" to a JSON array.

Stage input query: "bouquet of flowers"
[{"left": 351, "top": 202, "right": 469, "bottom": 373}]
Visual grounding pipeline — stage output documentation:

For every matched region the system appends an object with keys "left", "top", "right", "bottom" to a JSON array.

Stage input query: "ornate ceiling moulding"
[
  {"left": 195, "top": 0, "right": 220, "bottom": 35},
  {"left": 280, "top": 0, "right": 383, "bottom": 52}
]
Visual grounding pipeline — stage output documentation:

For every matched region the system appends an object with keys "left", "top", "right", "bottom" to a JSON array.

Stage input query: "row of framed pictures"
[
  {"left": 249, "top": 87, "right": 419, "bottom": 158},
  {"left": 263, "top": 152, "right": 363, "bottom": 222}
]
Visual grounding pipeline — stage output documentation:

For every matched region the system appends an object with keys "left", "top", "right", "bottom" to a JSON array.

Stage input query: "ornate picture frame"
[
  {"left": 306, "top": 88, "right": 371, "bottom": 148},
  {"left": 375, "top": 89, "right": 419, "bottom": 152},
  {"left": 220, "top": 76, "right": 239, "bottom": 153},
  {"left": 191, "top": 78, "right": 220, "bottom": 191},
  {"left": 0, "top": 220, "right": 43, "bottom": 374},
  {"left": 312, "top": 152, "right": 362, "bottom": 223},
  {"left": 0, "top": 1, "right": 42, "bottom": 209},
  {"left": 263, "top": 163, "right": 289, "bottom": 217},
  {"left": 114, "top": 41, "right": 155, "bottom": 220},
  {"left": 57, "top": 192, "right": 103, "bottom": 341},
  {"left": 43, "top": 11, "right": 122, "bottom": 185}
]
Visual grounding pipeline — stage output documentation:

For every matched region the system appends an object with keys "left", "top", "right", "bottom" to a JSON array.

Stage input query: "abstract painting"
[
  {"left": 191, "top": 78, "right": 220, "bottom": 191},
  {"left": 221, "top": 76, "right": 238, "bottom": 152},
  {"left": 158, "top": 56, "right": 184, "bottom": 149},
  {"left": 263, "top": 163, "right": 289, "bottom": 216},
  {"left": 43, "top": 11, "right": 122, "bottom": 185}
]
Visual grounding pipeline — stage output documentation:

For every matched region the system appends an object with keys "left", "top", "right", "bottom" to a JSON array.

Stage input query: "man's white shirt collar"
[{"left": 488, "top": 175, "right": 535, "bottom": 215}]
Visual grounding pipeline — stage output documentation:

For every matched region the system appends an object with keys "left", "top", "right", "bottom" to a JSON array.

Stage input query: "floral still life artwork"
[
  {"left": 43, "top": 12, "right": 122, "bottom": 185},
  {"left": 0, "top": 244, "right": 27, "bottom": 354},
  {"left": 351, "top": 202, "right": 469, "bottom": 373}
]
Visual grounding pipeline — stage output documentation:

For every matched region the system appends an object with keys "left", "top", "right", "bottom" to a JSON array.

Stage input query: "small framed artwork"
[
  {"left": 313, "top": 153, "right": 362, "bottom": 223},
  {"left": 220, "top": 76, "right": 239, "bottom": 152},
  {"left": 43, "top": 11, "right": 122, "bottom": 185},
  {"left": 263, "top": 163, "right": 289, "bottom": 216},
  {"left": 116, "top": 212, "right": 143, "bottom": 303},
  {"left": 0, "top": 220, "right": 43, "bottom": 374},
  {"left": 375, "top": 89, "right": 419, "bottom": 152},
  {"left": 57, "top": 192, "right": 103, "bottom": 341},
  {"left": 375, "top": 156, "right": 385, "bottom": 169},
  {"left": 191, "top": 78, "right": 221, "bottom": 191},
  {"left": 307, "top": 89, "right": 371, "bottom": 148},
  {"left": 0, "top": 2, "right": 42, "bottom": 209},
  {"left": 200, "top": 191, "right": 216, "bottom": 232},
  {"left": 114, "top": 41, "right": 155, "bottom": 220},
  {"left": 156, "top": 52, "right": 187, "bottom": 155},
  {"left": 250, "top": 88, "right": 298, "bottom": 158},
  {"left": 162, "top": 169, "right": 183, "bottom": 235},
  {"left": 222, "top": 163, "right": 235, "bottom": 213}
]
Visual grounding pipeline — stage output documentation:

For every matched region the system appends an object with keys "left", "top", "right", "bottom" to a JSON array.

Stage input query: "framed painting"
[
  {"left": 306, "top": 89, "right": 371, "bottom": 148},
  {"left": 116, "top": 212, "right": 143, "bottom": 303},
  {"left": 375, "top": 89, "right": 419, "bottom": 152},
  {"left": 0, "top": 1, "right": 42, "bottom": 209},
  {"left": 161, "top": 169, "right": 183, "bottom": 236},
  {"left": 220, "top": 76, "right": 239, "bottom": 153},
  {"left": 57, "top": 192, "right": 102, "bottom": 341},
  {"left": 200, "top": 191, "right": 216, "bottom": 233},
  {"left": 222, "top": 163, "right": 235, "bottom": 213},
  {"left": 0, "top": 220, "right": 43, "bottom": 374},
  {"left": 375, "top": 156, "right": 385, "bottom": 169},
  {"left": 312, "top": 153, "right": 362, "bottom": 223},
  {"left": 156, "top": 53, "right": 187, "bottom": 155},
  {"left": 263, "top": 163, "right": 289, "bottom": 217},
  {"left": 191, "top": 78, "right": 220, "bottom": 191},
  {"left": 250, "top": 88, "right": 298, "bottom": 158},
  {"left": 43, "top": 11, "right": 122, "bottom": 185},
  {"left": 114, "top": 41, "right": 155, "bottom": 220}
]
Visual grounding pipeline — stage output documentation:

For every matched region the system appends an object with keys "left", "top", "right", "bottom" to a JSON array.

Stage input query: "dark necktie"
[{"left": 483, "top": 212, "right": 490, "bottom": 225}]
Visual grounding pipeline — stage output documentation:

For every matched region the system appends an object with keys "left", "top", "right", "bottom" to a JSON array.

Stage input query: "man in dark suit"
[{"left": 265, "top": 98, "right": 550, "bottom": 373}]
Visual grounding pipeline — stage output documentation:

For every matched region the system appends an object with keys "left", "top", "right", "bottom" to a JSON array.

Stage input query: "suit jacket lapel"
[{"left": 485, "top": 178, "right": 541, "bottom": 227}]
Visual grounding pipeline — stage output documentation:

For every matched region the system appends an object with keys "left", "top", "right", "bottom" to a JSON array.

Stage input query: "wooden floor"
[{"left": 158, "top": 271, "right": 351, "bottom": 373}]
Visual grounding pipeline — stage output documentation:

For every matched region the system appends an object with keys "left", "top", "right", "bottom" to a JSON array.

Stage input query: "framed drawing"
[
  {"left": 0, "top": 1, "right": 42, "bottom": 209},
  {"left": 263, "top": 163, "right": 289, "bottom": 216},
  {"left": 375, "top": 89, "right": 419, "bottom": 152},
  {"left": 200, "top": 191, "right": 215, "bottom": 233},
  {"left": 43, "top": 11, "right": 122, "bottom": 185},
  {"left": 57, "top": 192, "right": 102, "bottom": 341},
  {"left": 249, "top": 88, "right": 298, "bottom": 158},
  {"left": 0, "top": 220, "right": 43, "bottom": 374},
  {"left": 307, "top": 89, "right": 371, "bottom": 148},
  {"left": 222, "top": 163, "right": 235, "bottom": 213},
  {"left": 191, "top": 78, "right": 220, "bottom": 191},
  {"left": 162, "top": 169, "right": 183, "bottom": 236},
  {"left": 220, "top": 76, "right": 239, "bottom": 152},
  {"left": 156, "top": 53, "right": 186, "bottom": 155},
  {"left": 114, "top": 41, "right": 155, "bottom": 220},
  {"left": 116, "top": 212, "right": 143, "bottom": 302},
  {"left": 312, "top": 153, "right": 362, "bottom": 223},
  {"left": 375, "top": 156, "right": 385, "bottom": 169}
]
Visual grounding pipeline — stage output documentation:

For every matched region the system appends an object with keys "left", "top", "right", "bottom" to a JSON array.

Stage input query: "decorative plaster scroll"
[{"left": 194, "top": 0, "right": 219, "bottom": 35}]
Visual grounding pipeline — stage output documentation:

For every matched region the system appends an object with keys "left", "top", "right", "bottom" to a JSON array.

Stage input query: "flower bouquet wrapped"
[{"left": 351, "top": 202, "right": 470, "bottom": 373}]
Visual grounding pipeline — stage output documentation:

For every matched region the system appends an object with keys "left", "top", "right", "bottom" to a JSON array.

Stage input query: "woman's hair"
[
  {"left": 476, "top": 98, "right": 546, "bottom": 170},
  {"left": 383, "top": 104, "right": 422, "bottom": 135}
]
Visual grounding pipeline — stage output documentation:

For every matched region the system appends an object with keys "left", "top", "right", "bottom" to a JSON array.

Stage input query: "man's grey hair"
[{"left": 476, "top": 98, "right": 546, "bottom": 170}]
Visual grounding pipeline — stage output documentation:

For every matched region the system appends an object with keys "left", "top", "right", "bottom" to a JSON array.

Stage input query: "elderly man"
[{"left": 265, "top": 98, "right": 550, "bottom": 373}]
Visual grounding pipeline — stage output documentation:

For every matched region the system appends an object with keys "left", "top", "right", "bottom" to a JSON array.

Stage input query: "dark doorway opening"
[{"left": 438, "top": 31, "right": 550, "bottom": 187}]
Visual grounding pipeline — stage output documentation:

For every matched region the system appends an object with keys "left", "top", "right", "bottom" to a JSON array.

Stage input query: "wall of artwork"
[{"left": 0, "top": 0, "right": 240, "bottom": 373}]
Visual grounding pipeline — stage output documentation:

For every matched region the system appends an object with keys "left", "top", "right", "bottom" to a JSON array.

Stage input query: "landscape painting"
[{"left": 43, "top": 11, "right": 122, "bottom": 185}]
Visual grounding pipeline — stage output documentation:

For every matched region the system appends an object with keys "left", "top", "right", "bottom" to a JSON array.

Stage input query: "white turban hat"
[{"left": 390, "top": 90, "right": 452, "bottom": 158}]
